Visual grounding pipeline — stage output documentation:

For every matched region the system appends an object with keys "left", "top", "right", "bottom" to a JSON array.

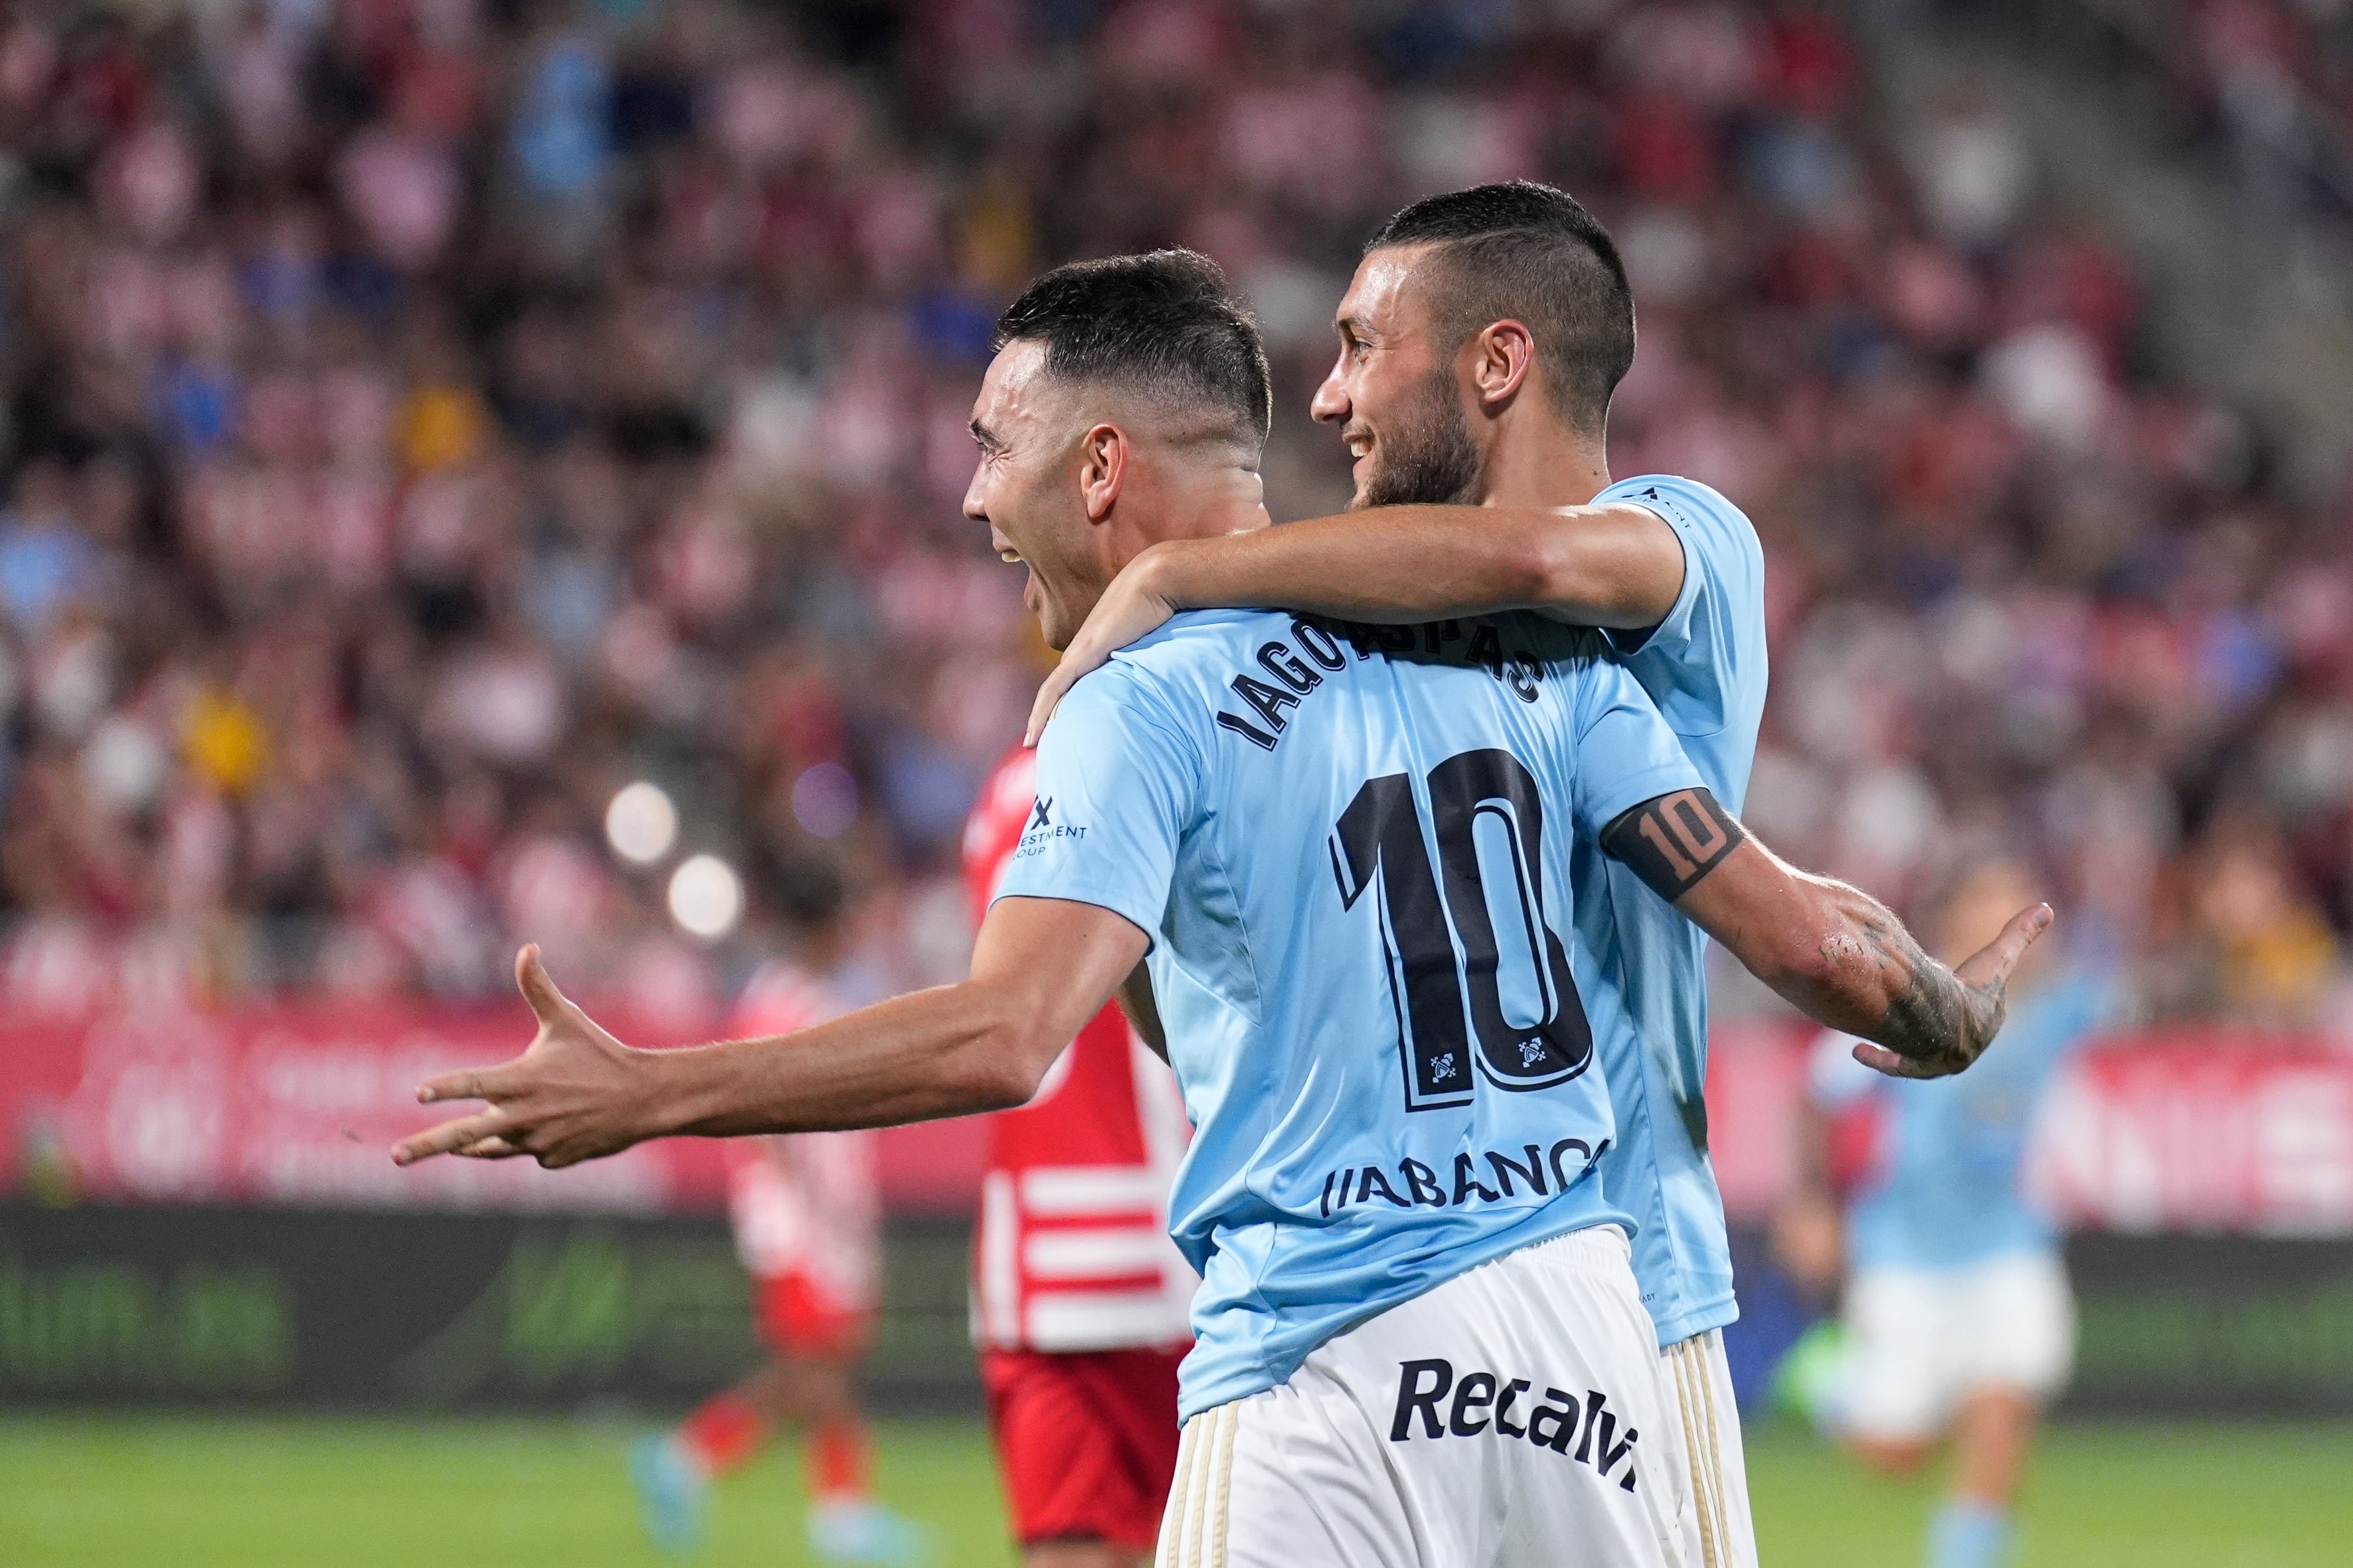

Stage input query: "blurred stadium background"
[{"left": 2, "top": 0, "right": 2352, "bottom": 1561}]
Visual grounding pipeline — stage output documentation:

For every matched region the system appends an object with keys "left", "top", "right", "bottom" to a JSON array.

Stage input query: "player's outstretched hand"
[
  {"left": 392, "top": 944, "right": 658, "bottom": 1170},
  {"left": 1850, "top": 903, "right": 2055, "bottom": 1081},
  {"left": 1025, "top": 553, "right": 1182, "bottom": 746}
]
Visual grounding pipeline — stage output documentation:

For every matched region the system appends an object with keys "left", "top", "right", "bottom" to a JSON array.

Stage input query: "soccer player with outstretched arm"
[
  {"left": 394, "top": 252, "right": 2046, "bottom": 1568},
  {"left": 1032, "top": 183, "right": 1771, "bottom": 1568},
  {"left": 1784, "top": 857, "right": 2127, "bottom": 1568}
]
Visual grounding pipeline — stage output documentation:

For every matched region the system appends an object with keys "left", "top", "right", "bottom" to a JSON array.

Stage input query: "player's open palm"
[
  {"left": 393, "top": 945, "right": 654, "bottom": 1170},
  {"left": 1850, "top": 903, "right": 2055, "bottom": 1081}
]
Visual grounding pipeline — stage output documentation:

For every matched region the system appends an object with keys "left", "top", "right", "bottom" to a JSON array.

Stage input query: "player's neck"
[
  {"left": 1105, "top": 460, "right": 1266, "bottom": 566},
  {"left": 1474, "top": 424, "right": 1612, "bottom": 510}
]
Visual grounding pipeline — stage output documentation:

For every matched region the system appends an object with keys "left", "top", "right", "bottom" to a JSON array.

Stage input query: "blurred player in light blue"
[{"left": 1786, "top": 857, "right": 2126, "bottom": 1568}]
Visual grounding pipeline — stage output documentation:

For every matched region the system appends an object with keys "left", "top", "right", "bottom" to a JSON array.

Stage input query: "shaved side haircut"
[
  {"left": 996, "top": 250, "right": 1274, "bottom": 452},
  {"left": 1369, "top": 181, "right": 1636, "bottom": 434}
]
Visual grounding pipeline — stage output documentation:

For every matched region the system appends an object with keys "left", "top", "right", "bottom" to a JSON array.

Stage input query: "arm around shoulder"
[{"left": 1140, "top": 502, "right": 1684, "bottom": 629}]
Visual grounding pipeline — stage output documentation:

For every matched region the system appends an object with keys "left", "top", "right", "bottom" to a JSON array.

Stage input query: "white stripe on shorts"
[
  {"left": 1158, "top": 1403, "right": 1239, "bottom": 1568},
  {"left": 1669, "top": 1340, "right": 1711, "bottom": 1568},
  {"left": 1669, "top": 1331, "right": 1739, "bottom": 1568}
]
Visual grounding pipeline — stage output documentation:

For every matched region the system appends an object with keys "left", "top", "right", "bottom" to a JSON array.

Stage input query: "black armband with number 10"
[{"left": 1600, "top": 787, "right": 1746, "bottom": 901}]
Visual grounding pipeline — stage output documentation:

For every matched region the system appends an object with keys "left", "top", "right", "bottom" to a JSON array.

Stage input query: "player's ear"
[
  {"left": 1078, "top": 422, "right": 1128, "bottom": 523},
  {"left": 1468, "top": 320, "right": 1535, "bottom": 412}
]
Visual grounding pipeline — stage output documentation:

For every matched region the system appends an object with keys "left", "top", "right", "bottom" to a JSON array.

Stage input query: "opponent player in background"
[
  {"left": 393, "top": 252, "right": 2048, "bottom": 1568},
  {"left": 630, "top": 854, "right": 926, "bottom": 1567},
  {"left": 1780, "top": 857, "right": 2126, "bottom": 1568},
  {"left": 1032, "top": 182, "right": 1768, "bottom": 1567},
  {"left": 962, "top": 745, "right": 1194, "bottom": 1568}
]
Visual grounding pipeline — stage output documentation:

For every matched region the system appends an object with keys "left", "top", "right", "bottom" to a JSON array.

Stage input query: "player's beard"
[{"left": 1355, "top": 363, "right": 1484, "bottom": 509}]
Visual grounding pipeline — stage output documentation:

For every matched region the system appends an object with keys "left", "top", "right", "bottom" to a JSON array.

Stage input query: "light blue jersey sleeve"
[
  {"left": 988, "top": 663, "right": 1200, "bottom": 948},
  {"left": 1574, "top": 474, "right": 1769, "bottom": 1346},
  {"left": 1567, "top": 648, "right": 1712, "bottom": 839},
  {"left": 1595, "top": 474, "right": 1767, "bottom": 811}
]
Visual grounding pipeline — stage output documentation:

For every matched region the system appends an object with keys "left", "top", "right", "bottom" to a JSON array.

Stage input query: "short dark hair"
[
  {"left": 996, "top": 250, "right": 1272, "bottom": 450},
  {"left": 1368, "top": 181, "right": 1635, "bottom": 433}
]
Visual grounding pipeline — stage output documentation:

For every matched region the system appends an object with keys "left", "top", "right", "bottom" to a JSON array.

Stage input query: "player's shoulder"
[
  {"left": 1602, "top": 474, "right": 1762, "bottom": 566},
  {"left": 1492, "top": 609, "right": 1622, "bottom": 689},
  {"left": 1500, "top": 608, "right": 1612, "bottom": 658},
  {"left": 1063, "top": 608, "right": 1292, "bottom": 716},
  {"left": 1599, "top": 472, "right": 1745, "bottom": 521},
  {"left": 1120, "top": 607, "right": 1292, "bottom": 665}
]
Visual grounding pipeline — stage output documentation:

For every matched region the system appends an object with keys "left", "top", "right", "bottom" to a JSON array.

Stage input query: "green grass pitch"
[{"left": 3, "top": 1413, "right": 2348, "bottom": 1566}]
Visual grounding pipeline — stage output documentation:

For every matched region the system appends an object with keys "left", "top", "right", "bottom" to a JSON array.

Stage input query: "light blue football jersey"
[
  {"left": 996, "top": 608, "right": 1706, "bottom": 1417},
  {"left": 1812, "top": 968, "right": 2122, "bottom": 1271},
  {"left": 1585, "top": 474, "right": 1769, "bottom": 1346}
]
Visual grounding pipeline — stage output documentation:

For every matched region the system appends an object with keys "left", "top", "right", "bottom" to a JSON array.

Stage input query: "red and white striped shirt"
[
  {"left": 962, "top": 745, "right": 1195, "bottom": 1353},
  {"left": 725, "top": 961, "right": 882, "bottom": 1314}
]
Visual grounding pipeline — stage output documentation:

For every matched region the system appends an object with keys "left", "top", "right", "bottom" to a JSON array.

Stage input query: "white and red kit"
[
  {"left": 726, "top": 962, "right": 882, "bottom": 1357},
  {"left": 963, "top": 744, "right": 1195, "bottom": 1552}
]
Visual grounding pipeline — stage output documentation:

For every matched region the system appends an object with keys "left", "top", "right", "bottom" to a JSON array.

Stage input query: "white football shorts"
[
  {"left": 1156, "top": 1224, "right": 1696, "bottom": 1568},
  {"left": 1662, "top": 1328, "right": 1756, "bottom": 1568},
  {"left": 1837, "top": 1250, "right": 2076, "bottom": 1443}
]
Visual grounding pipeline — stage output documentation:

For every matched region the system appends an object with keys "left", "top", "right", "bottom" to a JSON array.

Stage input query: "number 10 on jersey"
[{"left": 1329, "top": 748, "right": 1595, "bottom": 1112}]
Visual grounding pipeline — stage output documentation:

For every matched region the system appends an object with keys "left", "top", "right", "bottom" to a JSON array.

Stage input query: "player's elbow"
[
  {"left": 958, "top": 1002, "right": 1065, "bottom": 1111},
  {"left": 932, "top": 1046, "right": 1035, "bottom": 1114},
  {"left": 1505, "top": 524, "right": 1575, "bottom": 609},
  {"left": 1525, "top": 509, "right": 1676, "bottom": 628},
  {"left": 982, "top": 1036, "right": 1059, "bottom": 1109}
]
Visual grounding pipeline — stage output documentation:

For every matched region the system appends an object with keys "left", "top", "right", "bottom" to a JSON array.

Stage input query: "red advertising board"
[
  {"left": 1701, "top": 1023, "right": 2353, "bottom": 1235},
  {"left": 3, "top": 1004, "right": 2349, "bottom": 1234},
  {"left": 2027, "top": 1036, "right": 2353, "bottom": 1236},
  {"left": 0, "top": 1005, "right": 987, "bottom": 1215}
]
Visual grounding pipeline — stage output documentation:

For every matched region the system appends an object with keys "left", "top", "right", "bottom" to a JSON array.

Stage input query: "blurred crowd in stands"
[
  {"left": 0, "top": 0, "right": 2348, "bottom": 1035},
  {"left": 2024, "top": 0, "right": 2353, "bottom": 254}
]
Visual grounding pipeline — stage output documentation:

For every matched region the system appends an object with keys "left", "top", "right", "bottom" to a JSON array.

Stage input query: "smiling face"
[
  {"left": 1310, "top": 245, "right": 1484, "bottom": 509},
  {"left": 962, "top": 339, "right": 1102, "bottom": 650}
]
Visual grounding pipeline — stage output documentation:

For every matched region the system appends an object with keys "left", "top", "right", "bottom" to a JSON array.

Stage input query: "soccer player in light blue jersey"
[
  {"left": 1792, "top": 858, "right": 2127, "bottom": 1568},
  {"left": 1032, "top": 183, "right": 1771, "bottom": 1565},
  {"left": 392, "top": 251, "right": 2049, "bottom": 1568}
]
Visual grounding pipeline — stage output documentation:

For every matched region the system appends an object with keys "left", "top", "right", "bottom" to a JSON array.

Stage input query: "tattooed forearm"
[
  {"left": 1852, "top": 909, "right": 1999, "bottom": 1074},
  {"left": 1786, "top": 890, "right": 2006, "bottom": 1078},
  {"left": 1639, "top": 804, "right": 2047, "bottom": 1082}
]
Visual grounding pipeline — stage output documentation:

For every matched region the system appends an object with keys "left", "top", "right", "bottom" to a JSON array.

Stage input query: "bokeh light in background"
[
  {"left": 790, "top": 762, "right": 860, "bottom": 839},
  {"left": 605, "top": 781, "right": 680, "bottom": 865},
  {"left": 667, "top": 853, "right": 744, "bottom": 941}
]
